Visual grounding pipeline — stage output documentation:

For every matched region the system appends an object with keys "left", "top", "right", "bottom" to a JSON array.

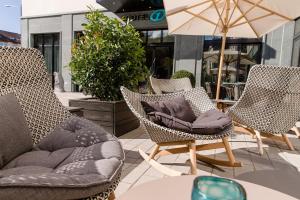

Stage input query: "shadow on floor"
[
  {"left": 235, "top": 169, "right": 300, "bottom": 199},
  {"left": 121, "top": 150, "right": 144, "bottom": 179}
]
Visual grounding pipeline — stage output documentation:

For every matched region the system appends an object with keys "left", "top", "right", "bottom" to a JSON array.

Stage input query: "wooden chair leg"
[
  {"left": 149, "top": 144, "right": 160, "bottom": 160},
  {"left": 254, "top": 130, "right": 264, "bottom": 155},
  {"left": 108, "top": 192, "right": 115, "bottom": 200},
  {"left": 282, "top": 134, "right": 295, "bottom": 151},
  {"left": 222, "top": 137, "right": 236, "bottom": 165},
  {"left": 292, "top": 126, "right": 300, "bottom": 139},
  {"left": 188, "top": 141, "right": 197, "bottom": 175}
]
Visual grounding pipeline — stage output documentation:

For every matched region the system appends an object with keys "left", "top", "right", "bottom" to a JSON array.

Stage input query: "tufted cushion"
[{"left": 0, "top": 117, "right": 124, "bottom": 200}]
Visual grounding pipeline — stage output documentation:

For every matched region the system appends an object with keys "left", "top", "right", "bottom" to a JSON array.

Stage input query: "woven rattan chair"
[
  {"left": 121, "top": 86, "right": 241, "bottom": 176},
  {"left": 0, "top": 47, "right": 122, "bottom": 200},
  {"left": 150, "top": 76, "right": 193, "bottom": 94},
  {"left": 228, "top": 65, "right": 300, "bottom": 155}
]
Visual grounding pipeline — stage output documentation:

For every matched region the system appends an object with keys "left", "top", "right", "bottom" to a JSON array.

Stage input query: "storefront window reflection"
[
  {"left": 148, "top": 30, "right": 162, "bottom": 43},
  {"left": 139, "top": 29, "right": 174, "bottom": 79},
  {"left": 202, "top": 38, "right": 262, "bottom": 100},
  {"left": 162, "top": 30, "right": 174, "bottom": 43}
]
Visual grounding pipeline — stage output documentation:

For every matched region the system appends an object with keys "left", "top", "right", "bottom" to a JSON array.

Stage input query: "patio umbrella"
[{"left": 163, "top": 0, "right": 300, "bottom": 100}]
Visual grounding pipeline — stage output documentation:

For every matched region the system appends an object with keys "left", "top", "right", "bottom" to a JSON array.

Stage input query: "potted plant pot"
[
  {"left": 69, "top": 9, "right": 148, "bottom": 137},
  {"left": 69, "top": 98, "right": 139, "bottom": 137}
]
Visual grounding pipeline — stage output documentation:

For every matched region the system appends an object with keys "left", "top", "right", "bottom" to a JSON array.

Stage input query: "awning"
[{"left": 96, "top": 0, "right": 127, "bottom": 12}]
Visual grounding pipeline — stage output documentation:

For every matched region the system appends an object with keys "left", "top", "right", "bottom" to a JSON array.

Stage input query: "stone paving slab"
[{"left": 116, "top": 126, "right": 300, "bottom": 199}]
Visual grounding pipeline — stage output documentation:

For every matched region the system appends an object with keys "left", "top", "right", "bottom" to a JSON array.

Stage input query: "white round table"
[{"left": 119, "top": 176, "right": 298, "bottom": 200}]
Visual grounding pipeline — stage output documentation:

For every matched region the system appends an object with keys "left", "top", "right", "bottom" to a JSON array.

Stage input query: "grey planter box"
[{"left": 69, "top": 98, "right": 139, "bottom": 137}]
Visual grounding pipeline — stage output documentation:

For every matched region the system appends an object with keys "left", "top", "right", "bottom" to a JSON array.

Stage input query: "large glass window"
[
  {"left": 202, "top": 37, "right": 262, "bottom": 100},
  {"left": 148, "top": 30, "right": 162, "bottom": 43},
  {"left": 292, "top": 18, "right": 300, "bottom": 66},
  {"left": 71, "top": 31, "right": 85, "bottom": 92},
  {"left": 139, "top": 29, "right": 174, "bottom": 79},
  {"left": 33, "top": 33, "right": 60, "bottom": 74}
]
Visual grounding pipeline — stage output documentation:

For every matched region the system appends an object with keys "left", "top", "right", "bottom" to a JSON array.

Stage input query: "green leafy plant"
[
  {"left": 172, "top": 70, "right": 196, "bottom": 87},
  {"left": 70, "top": 9, "right": 149, "bottom": 101}
]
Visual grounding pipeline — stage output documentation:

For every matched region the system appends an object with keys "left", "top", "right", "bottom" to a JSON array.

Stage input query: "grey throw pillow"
[
  {"left": 148, "top": 112, "right": 192, "bottom": 132},
  {"left": 192, "top": 109, "right": 232, "bottom": 135},
  {"left": 0, "top": 93, "right": 33, "bottom": 168},
  {"left": 141, "top": 96, "right": 196, "bottom": 122}
]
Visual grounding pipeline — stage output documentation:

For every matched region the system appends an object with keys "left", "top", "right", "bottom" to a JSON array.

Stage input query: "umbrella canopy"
[
  {"left": 163, "top": 0, "right": 300, "bottom": 100},
  {"left": 204, "top": 50, "right": 256, "bottom": 65}
]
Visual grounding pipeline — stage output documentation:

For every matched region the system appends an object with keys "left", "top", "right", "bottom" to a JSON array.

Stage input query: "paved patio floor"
[
  {"left": 55, "top": 93, "right": 300, "bottom": 198},
  {"left": 116, "top": 127, "right": 300, "bottom": 199}
]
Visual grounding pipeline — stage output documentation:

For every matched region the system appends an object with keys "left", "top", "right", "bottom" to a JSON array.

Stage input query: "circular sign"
[{"left": 150, "top": 9, "right": 166, "bottom": 23}]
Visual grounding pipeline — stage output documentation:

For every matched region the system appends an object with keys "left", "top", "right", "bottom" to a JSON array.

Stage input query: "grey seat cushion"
[
  {"left": 147, "top": 109, "right": 232, "bottom": 135},
  {"left": 0, "top": 93, "right": 33, "bottom": 168},
  {"left": 192, "top": 109, "right": 232, "bottom": 134},
  {"left": 0, "top": 116, "right": 124, "bottom": 200}
]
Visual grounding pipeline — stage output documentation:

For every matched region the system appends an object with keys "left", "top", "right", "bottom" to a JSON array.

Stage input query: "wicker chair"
[
  {"left": 0, "top": 47, "right": 122, "bottom": 200},
  {"left": 150, "top": 76, "right": 193, "bottom": 94},
  {"left": 228, "top": 65, "right": 300, "bottom": 155},
  {"left": 121, "top": 86, "right": 241, "bottom": 176}
]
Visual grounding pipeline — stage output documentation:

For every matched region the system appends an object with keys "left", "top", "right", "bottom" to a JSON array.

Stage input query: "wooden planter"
[{"left": 69, "top": 98, "right": 139, "bottom": 137}]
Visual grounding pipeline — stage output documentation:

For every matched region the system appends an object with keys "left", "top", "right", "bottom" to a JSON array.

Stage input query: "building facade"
[
  {"left": 21, "top": 0, "right": 300, "bottom": 98},
  {"left": 21, "top": 0, "right": 116, "bottom": 91}
]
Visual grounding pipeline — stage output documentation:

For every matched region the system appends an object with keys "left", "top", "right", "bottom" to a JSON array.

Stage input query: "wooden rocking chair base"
[
  {"left": 291, "top": 126, "right": 300, "bottom": 139},
  {"left": 139, "top": 149, "right": 185, "bottom": 176},
  {"left": 139, "top": 138, "right": 241, "bottom": 176},
  {"left": 234, "top": 123, "right": 295, "bottom": 155}
]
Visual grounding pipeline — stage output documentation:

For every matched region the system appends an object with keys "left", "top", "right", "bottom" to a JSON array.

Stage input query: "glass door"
[
  {"left": 292, "top": 37, "right": 300, "bottom": 66},
  {"left": 140, "top": 29, "right": 174, "bottom": 79},
  {"left": 33, "top": 33, "right": 60, "bottom": 87},
  {"left": 147, "top": 44, "right": 174, "bottom": 78}
]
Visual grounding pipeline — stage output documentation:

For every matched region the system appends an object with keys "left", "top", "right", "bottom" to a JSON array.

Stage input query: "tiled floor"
[
  {"left": 116, "top": 127, "right": 300, "bottom": 199},
  {"left": 55, "top": 93, "right": 300, "bottom": 198}
]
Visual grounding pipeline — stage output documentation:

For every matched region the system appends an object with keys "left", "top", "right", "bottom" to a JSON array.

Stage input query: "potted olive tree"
[{"left": 69, "top": 9, "right": 149, "bottom": 136}]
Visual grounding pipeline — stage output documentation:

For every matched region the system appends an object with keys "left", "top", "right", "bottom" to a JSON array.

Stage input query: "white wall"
[{"left": 22, "top": 0, "right": 105, "bottom": 18}]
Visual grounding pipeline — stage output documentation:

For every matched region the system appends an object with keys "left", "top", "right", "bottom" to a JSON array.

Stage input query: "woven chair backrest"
[
  {"left": 0, "top": 47, "right": 70, "bottom": 144},
  {"left": 229, "top": 65, "right": 300, "bottom": 134},
  {"left": 150, "top": 76, "right": 193, "bottom": 94}
]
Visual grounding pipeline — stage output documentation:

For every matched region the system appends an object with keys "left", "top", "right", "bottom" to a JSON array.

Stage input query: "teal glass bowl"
[{"left": 192, "top": 176, "right": 247, "bottom": 200}]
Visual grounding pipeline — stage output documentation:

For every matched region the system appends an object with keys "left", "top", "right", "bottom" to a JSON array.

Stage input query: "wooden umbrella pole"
[
  {"left": 216, "top": 31, "right": 227, "bottom": 100},
  {"left": 216, "top": 0, "right": 230, "bottom": 100}
]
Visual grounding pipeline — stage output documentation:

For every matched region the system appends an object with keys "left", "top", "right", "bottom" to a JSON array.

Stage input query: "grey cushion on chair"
[
  {"left": 37, "top": 116, "right": 116, "bottom": 151},
  {"left": 148, "top": 112, "right": 192, "bottom": 132},
  {"left": 192, "top": 109, "right": 232, "bottom": 134},
  {"left": 0, "top": 116, "right": 124, "bottom": 200},
  {"left": 148, "top": 110, "right": 232, "bottom": 135},
  {"left": 0, "top": 93, "right": 33, "bottom": 168},
  {"left": 141, "top": 96, "right": 196, "bottom": 122}
]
